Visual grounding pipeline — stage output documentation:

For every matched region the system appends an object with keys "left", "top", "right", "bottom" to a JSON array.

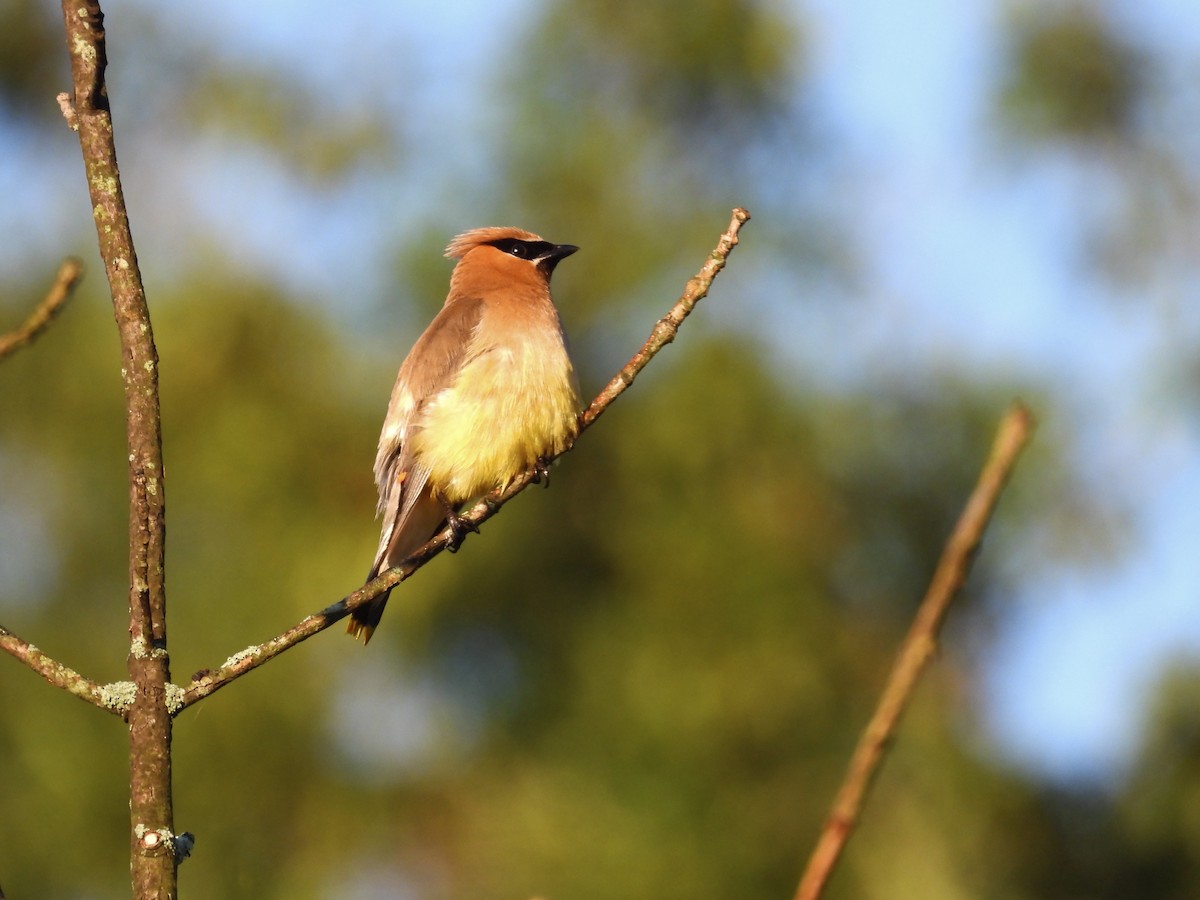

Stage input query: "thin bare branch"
[
  {"left": 180, "top": 207, "right": 751, "bottom": 711},
  {"left": 0, "top": 258, "right": 83, "bottom": 361},
  {"left": 794, "top": 403, "right": 1035, "bottom": 900},
  {"left": 61, "top": 0, "right": 176, "bottom": 895},
  {"left": 580, "top": 207, "right": 751, "bottom": 429},
  {"left": 0, "top": 624, "right": 120, "bottom": 714}
]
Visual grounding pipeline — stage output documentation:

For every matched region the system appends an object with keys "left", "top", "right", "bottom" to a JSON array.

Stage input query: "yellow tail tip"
[{"left": 346, "top": 618, "right": 376, "bottom": 644}]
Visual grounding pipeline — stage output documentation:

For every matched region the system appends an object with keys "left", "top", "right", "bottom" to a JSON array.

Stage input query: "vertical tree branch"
[
  {"left": 60, "top": 2, "right": 176, "bottom": 896},
  {"left": 795, "top": 404, "right": 1035, "bottom": 900}
]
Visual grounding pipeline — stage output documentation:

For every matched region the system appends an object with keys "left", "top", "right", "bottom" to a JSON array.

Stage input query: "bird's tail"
[
  {"left": 347, "top": 582, "right": 393, "bottom": 644},
  {"left": 351, "top": 487, "right": 447, "bottom": 644}
]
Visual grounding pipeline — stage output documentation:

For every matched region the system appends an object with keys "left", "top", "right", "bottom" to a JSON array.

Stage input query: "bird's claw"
[
  {"left": 531, "top": 456, "right": 552, "bottom": 488},
  {"left": 445, "top": 510, "right": 479, "bottom": 553}
]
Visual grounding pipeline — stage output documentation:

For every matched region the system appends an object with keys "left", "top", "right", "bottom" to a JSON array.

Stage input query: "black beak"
[{"left": 538, "top": 243, "right": 579, "bottom": 274}]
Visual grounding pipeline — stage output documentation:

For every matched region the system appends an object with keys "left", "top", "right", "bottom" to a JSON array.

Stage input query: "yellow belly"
[{"left": 413, "top": 342, "right": 580, "bottom": 503}]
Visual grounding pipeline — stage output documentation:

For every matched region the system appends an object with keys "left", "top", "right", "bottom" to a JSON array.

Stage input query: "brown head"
[{"left": 445, "top": 226, "right": 578, "bottom": 298}]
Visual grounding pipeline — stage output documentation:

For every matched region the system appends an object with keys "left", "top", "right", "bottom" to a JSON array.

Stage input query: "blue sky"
[
  {"left": 4, "top": 0, "right": 1199, "bottom": 785},
  {"left": 801, "top": 0, "right": 1200, "bottom": 778}
]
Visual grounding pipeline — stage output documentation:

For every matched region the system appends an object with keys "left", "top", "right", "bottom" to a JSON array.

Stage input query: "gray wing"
[{"left": 371, "top": 296, "right": 484, "bottom": 574}]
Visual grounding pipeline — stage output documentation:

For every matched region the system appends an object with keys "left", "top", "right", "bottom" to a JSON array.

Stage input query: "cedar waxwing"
[{"left": 349, "top": 227, "right": 582, "bottom": 643}]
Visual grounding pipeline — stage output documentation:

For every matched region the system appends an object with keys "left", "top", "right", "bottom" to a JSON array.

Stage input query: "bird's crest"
[{"left": 445, "top": 227, "right": 543, "bottom": 260}]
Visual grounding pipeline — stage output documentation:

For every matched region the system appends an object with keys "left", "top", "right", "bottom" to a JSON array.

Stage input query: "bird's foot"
[
  {"left": 444, "top": 509, "right": 479, "bottom": 553},
  {"left": 531, "top": 456, "right": 552, "bottom": 488}
]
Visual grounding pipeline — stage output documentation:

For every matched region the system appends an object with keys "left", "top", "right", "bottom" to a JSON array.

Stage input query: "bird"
[{"left": 348, "top": 226, "right": 583, "bottom": 643}]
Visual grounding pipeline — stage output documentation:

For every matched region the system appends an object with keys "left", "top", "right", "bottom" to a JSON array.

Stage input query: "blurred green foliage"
[
  {"left": 0, "top": 0, "right": 63, "bottom": 123},
  {"left": 999, "top": 5, "right": 1143, "bottom": 142},
  {"left": 1, "top": 1, "right": 1197, "bottom": 898},
  {"left": 185, "top": 69, "right": 398, "bottom": 183}
]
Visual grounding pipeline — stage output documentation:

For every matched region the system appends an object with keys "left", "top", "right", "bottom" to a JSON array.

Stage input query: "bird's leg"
[
  {"left": 437, "top": 493, "right": 478, "bottom": 553},
  {"left": 531, "top": 456, "right": 552, "bottom": 488}
]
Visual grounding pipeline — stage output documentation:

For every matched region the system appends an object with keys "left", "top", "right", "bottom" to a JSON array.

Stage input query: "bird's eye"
[{"left": 490, "top": 239, "right": 532, "bottom": 259}]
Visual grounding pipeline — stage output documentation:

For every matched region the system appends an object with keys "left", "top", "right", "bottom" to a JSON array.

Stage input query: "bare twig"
[
  {"left": 0, "top": 624, "right": 119, "bottom": 714},
  {"left": 793, "top": 403, "right": 1034, "bottom": 900},
  {"left": 0, "top": 258, "right": 83, "bottom": 361},
  {"left": 60, "top": 1, "right": 176, "bottom": 895},
  {"left": 179, "top": 207, "right": 751, "bottom": 711},
  {"left": 579, "top": 207, "right": 751, "bottom": 429}
]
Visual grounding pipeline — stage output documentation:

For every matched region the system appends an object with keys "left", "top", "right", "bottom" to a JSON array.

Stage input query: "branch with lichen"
[
  {"left": 0, "top": 624, "right": 123, "bottom": 713},
  {"left": 0, "top": 258, "right": 83, "bottom": 362},
  {"left": 793, "top": 403, "right": 1034, "bottom": 900},
  {"left": 179, "top": 207, "right": 751, "bottom": 711},
  {"left": 60, "top": 0, "right": 177, "bottom": 895}
]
